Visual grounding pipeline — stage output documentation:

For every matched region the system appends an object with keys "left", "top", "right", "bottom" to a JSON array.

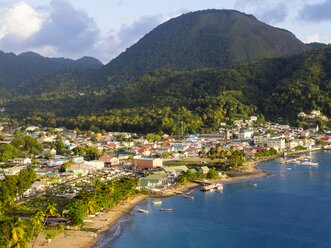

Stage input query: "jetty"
[
  {"left": 280, "top": 156, "right": 307, "bottom": 165},
  {"left": 200, "top": 183, "right": 223, "bottom": 192}
]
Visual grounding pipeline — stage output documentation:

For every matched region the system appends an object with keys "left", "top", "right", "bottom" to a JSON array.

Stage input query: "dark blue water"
[{"left": 99, "top": 151, "right": 331, "bottom": 248}]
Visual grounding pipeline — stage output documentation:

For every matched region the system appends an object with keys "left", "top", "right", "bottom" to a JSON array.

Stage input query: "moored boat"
[
  {"left": 153, "top": 200, "right": 162, "bottom": 205},
  {"left": 160, "top": 208, "right": 173, "bottom": 212},
  {"left": 183, "top": 194, "right": 194, "bottom": 199},
  {"left": 301, "top": 161, "right": 319, "bottom": 166},
  {"left": 215, "top": 183, "right": 224, "bottom": 191},
  {"left": 138, "top": 209, "right": 150, "bottom": 214}
]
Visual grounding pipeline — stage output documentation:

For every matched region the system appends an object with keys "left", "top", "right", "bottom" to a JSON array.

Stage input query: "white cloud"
[
  {"left": 28, "top": 0, "right": 100, "bottom": 55},
  {"left": 0, "top": 2, "right": 44, "bottom": 40},
  {"left": 0, "top": 0, "right": 100, "bottom": 60},
  {"left": 305, "top": 34, "right": 321, "bottom": 43}
]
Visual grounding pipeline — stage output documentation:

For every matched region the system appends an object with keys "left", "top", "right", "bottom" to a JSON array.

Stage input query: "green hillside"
[
  {"left": 4, "top": 46, "right": 331, "bottom": 133},
  {"left": 104, "top": 9, "right": 309, "bottom": 79},
  {"left": 0, "top": 51, "right": 103, "bottom": 88}
]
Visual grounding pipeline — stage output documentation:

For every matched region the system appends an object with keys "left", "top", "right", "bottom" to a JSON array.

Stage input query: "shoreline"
[{"left": 33, "top": 157, "right": 274, "bottom": 248}]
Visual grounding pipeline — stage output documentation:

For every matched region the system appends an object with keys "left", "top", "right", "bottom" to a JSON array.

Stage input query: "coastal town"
[{"left": 0, "top": 110, "right": 331, "bottom": 247}]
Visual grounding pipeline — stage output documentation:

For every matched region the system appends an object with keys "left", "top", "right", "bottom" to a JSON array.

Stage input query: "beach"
[
  {"left": 33, "top": 195, "right": 148, "bottom": 248},
  {"left": 33, "top": 160, "right": 269, "bottom": 248}
]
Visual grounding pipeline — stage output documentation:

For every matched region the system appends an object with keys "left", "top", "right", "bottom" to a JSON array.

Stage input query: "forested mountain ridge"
[
  {"left": 103, "top": 9, "right": 309, "bottom": 79},
  {"left": 4, "top": 46, "right": 331, "bottom": 134},
  {"left": 0, "top": 50, "right": 103, "bottom": 88},
  {"left": 0, "top": 9, "right": 311, "bottom": 93}
]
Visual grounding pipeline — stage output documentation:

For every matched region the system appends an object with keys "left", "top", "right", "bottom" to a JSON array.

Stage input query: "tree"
[
  {"left": 29, "top": 210, "right": 45, "bottom": 246},
  {"left": 146, "top": 133, "right": 161, "bottom": 142},
  {"left": 65, "top": 200, "right": 86, "bottom": 226},
  {"left": 32, "top": 203, "right": 57, "bottom": 248},
  {"left": 84, "top": 146, "right": 99, "bottom": 161},
  {"left": 73, "top": 146, "right": 86, "bottom": 156},
  {"left": 16, "top": 167, "right": 37, "bottom": 196},
  {"left": 162, "top": 152, "right": 172, "bottom": 158},
  {"left": 206, "top": 168, "right": 219, "bottom": 179},
  {"left": 7, "top": 218, "right": 29, "bottom": 248},
  {"left": 0, "top": 144, "right": 18, "bottom": 162},
  {"left": 54, "top": 136, "right": 64, "bottom": 155},
  {"left": 59, "top": 161, "right": 71, "bottom": 173}
]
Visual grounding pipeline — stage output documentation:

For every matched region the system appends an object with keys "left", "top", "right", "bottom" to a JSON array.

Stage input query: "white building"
[
  {"left": 83, "top": 160, "right": 105, "bottom": 170},
  {"left": 239, "top": 129, "right": 253, "bottom": 140},
  {"left": 250, "top": 116, "right": 258, "bottom": 122},
  {"left": 267, "top": 138, "right": 286, "bottom": 151},
  {"left": 72, "top": 156, "right": 85, "bottom": 163},
  {"left": 253, "top": 136, "right": 268, "bottom": 146},
  {"left": 4, "top": 166, "right": 26, "bottom": 175},
  {"left": 31, "top": 181, "right": 50, "bottom": 191}
]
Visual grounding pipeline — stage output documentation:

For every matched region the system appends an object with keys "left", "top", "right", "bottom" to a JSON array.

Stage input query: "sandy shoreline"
[{"left": 33, "top": 159, "right": 271, "bottom": 248}]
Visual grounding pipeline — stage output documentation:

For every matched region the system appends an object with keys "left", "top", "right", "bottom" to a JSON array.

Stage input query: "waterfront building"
[
  {"left": 133, "top": 158, "right": 163, "bottom": 169},
  {"left": 267, "top": 138, "right": 286, "bottom": 151}
]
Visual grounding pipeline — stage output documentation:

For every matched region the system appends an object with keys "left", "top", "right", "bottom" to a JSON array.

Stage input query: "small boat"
[
  {"left": 301, "top": 161, "right": 319, "bottom": 166},
  {"left": 138, "top": 209, "right": 150, "bottom": 214},
  {"left": 160, "top": 208, "right": 173, "bottom": 212},
  {"left": 183, "top": 194, "right": 194, "bottom": 199},
  {"left": 153, "top": 200, "right": 162, "bottom": 205},
  {"left": 215, "top": 183, "right": 224, "bottom": 191}
]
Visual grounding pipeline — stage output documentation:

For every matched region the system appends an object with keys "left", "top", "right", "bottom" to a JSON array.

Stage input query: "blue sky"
[{"left": 0, "top": 0, "right": 330, "bottom": 63}]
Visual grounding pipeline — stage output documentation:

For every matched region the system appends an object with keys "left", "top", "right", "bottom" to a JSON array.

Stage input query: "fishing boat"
[
  {"left": 183, "top": 194, "right": 194, "bottom": 199},
  {"left": 153, "top": 200, "right": 162, "bottom": 205},
  {"left": 301, "top": 161, "right": 319, "bottom": 166},
  {"left": 138, "top": 209, "right": 150, "bottom": 214},
  {"left": 160, "top": 208, "right": 173, "bottom": 212},
  {"left": 215, "top": 183, "right": 224, "bottom": 191},
  {"left": 301, "top": 155, "right": 319, "bottom": 166}
]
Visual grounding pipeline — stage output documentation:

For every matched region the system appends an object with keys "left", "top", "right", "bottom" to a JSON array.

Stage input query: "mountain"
[
  {"left": 306, "top": 42, "right": 328, "bottom": 49},
  {"left": 5, "top": 46, "right": 331, "bottom": 133},
  {"left": 0, "top": 51, "right": 103, "bottom": 88},
  {"left": 104, "top": 9, "right": 309, "bottom": 79}
]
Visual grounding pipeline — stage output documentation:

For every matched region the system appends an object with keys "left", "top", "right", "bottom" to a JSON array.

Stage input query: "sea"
[{"left": 96, "top": 151, "right": 331, "bottom": 248}]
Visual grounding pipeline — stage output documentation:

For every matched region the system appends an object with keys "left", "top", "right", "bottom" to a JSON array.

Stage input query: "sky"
[{"left": 0, "top": 0, "right": 330, "bottom": 64}]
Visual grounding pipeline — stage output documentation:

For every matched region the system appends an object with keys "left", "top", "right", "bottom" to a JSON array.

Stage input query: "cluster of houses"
[
  {"left": 298, "top": 110, "right": 329, "bottom": 121},
  {"left": 0, "top": 113, "right": 331, "bottom": 194}
]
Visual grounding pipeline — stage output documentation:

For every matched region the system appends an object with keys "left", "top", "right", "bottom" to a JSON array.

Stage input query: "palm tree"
[
  {"left": 7, "top": 218, "right": 29, "bottom": 248},
  {"left": 32, "top": 203, "right": 57, "bottom": 248},
  {"left": 93, "top": 179, "right": 104, "bottom": 200},
  {"left": 84, "top": 199, "right": 97, "bottom": 215},
  {"left": 43, "top": 203, "right": 57, "bottom": 227},
  {"left": 29, "top": 210, "right": 45, "bottom": 246}
]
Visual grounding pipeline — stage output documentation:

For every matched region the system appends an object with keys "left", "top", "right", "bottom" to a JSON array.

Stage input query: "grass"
[
  {"left": 13, "top": 194, "right": 73, "bottom": 216},
  {"left": 164, "top": 157, "right": 225, "bottom": 166}
]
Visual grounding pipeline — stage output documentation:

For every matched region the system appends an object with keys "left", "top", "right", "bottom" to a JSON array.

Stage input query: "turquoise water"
[{"left": 98, "top": 151, "right": 331, "bottom": 248}]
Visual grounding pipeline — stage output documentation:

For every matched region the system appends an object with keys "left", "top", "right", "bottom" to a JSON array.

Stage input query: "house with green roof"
[
  {"left": 164, "top": 165, "right": 188, "bottom": 177},
  {"left": 140, "top": 171, "right": 167, "bottom": 188}
]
